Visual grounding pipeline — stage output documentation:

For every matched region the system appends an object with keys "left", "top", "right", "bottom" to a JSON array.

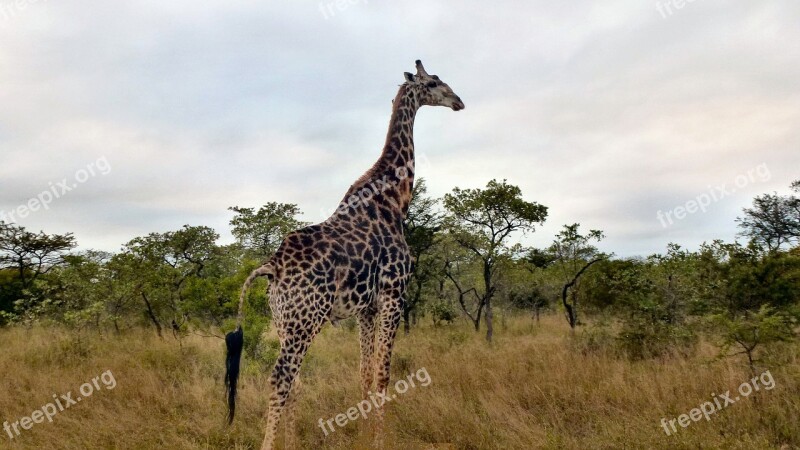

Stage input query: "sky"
[{"left": 0, "top": 0, "right": 798, "bottom": 257}]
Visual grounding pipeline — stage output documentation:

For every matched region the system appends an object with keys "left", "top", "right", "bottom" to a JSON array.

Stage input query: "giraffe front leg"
[
  {"left": 372, "top": 298, "right": 403, "bottom": 447},
  {"left": 356, "top": 310, "right": 377, "bottom": 441},
  {"left": 357, "top": 310, "right": 377, "bottom": 399}
]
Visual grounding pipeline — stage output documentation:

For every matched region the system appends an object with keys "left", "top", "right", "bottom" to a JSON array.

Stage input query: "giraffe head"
[{"left": 404, "top": 60, "right": 465, "bottom": 111}]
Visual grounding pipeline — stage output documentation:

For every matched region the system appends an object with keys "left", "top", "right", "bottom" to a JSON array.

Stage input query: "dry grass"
[{"left": 0, "top": 315, "right": 798, "bottom": 449}]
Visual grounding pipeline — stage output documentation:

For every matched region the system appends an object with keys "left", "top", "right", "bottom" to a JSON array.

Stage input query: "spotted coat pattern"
[{"left": 237, "top": 60, "right": 463, "bottom": 450}]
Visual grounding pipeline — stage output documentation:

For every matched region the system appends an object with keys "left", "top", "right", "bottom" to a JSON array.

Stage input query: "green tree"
[
  {"left": 699, "top": 241, "right": 800, "bottom": 313},
  {"left": 440, "top": 234, "right": 483, "bottom": 330},
  {"left": 121, "top": 225, "right": 220, "bottom": 337},
  {"left": 40, "top": 251, "right": 123, "bottom": 340},
  {"left": 612, "top": 245, "right": 699, "bottom": 359},
  {"left": 0, "top": 222, "right": 76, "bottom": 321},
  {"left": 403, "top": 179, "right": 443, "bottom": 334},
  {"left": 711, "top": 305, "right": 797, "bottom": 376},
  {"left": 736, "top": 181, "right": 800, "bottom": 252},
  {"left": 549, "top": 224, "right": 607, "bottom": 329},
  {"left": 228, "top": 203, "right": 306, "bottom": 260},
  {"left": 443, "top": 179, "right": 547, "bottom": 342},
  {"left": 698, "top": 241, "right": 800, "bottom": 370}
]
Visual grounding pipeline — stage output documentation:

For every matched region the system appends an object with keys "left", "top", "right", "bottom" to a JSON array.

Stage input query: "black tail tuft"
[{"left": 225, "top": 326, "right": 244, "bottom": 425}]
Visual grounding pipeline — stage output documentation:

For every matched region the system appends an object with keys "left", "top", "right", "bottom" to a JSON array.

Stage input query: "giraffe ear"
[{"left": 404, "top": 72, "right": 415, "bottom": 82}]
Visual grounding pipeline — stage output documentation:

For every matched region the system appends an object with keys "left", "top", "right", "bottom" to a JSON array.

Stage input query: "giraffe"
[{"left": 224, "top": 60, "right": 464, "bottom": 450}]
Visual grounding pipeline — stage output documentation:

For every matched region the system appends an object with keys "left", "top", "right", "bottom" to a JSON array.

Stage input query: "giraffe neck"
[
  {"left": 338, "top": 84, "right": 419, "bottom": 220},
  {"left": 379, "top": 84, "right": 419, "bottom": 212}
]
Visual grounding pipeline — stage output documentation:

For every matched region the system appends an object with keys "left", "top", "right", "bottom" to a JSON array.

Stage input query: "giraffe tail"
[
  {"left": 224, "top": 327, "right": 243, "bottom": 425},
  {"left": 225, "top": 263, "right": 275, "bottom": 425}
]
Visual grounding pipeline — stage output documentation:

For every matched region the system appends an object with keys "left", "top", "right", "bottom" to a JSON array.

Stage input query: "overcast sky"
[{"left": 1, "top": 1, "right": 798, "bottom": 257}]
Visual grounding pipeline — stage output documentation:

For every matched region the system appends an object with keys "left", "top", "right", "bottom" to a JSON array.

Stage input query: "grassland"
[{"left": 1, "top": 315, "right": 798, "bottom": 449}]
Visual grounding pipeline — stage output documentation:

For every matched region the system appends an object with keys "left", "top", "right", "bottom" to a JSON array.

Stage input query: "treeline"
[{"left": 1, "top": 178, "right": 798, "bottom": 369}]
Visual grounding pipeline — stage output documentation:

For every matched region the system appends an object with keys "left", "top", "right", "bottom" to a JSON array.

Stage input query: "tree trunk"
[
  {"left": 446, "top": 267, "right": 482, "bottom": 332},
  {"left": 474, "top": 295, "right": 485, "bottom": 332},
  {"left": 17, "top": 257, "right": 29, "bottom": 290},
  {"left": 483, "top": 259, "right": 494, "bottom": 343},
  {"left": 561, "top": 258, "right": 604, "bottom": 330},
  {"left": 141, "top": 293, "right": 163, "bottom": 338},
  {"left": 485, "top": 297, "right": 493, "bottom": 343},
  {"left": 571, "top": 290, "right": 579, "bottom": 326}
]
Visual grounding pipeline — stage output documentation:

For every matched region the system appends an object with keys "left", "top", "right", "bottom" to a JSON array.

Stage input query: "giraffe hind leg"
[
  {"left": 261, "top": 313, "right": 325, "bottom": 450},
  {"left": 372, "top": 299, "right": 403, "bottom": 447},
  {"left": 284, "top": 376, "right": 302, "bottom": 450}
]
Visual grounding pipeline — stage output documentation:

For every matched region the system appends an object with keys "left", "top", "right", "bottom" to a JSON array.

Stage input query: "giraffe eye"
[{"left": 426, "top": 81, "right": 437, "bottom": 88}]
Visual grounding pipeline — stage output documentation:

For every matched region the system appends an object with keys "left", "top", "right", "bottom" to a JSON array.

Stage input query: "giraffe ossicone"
[{"left": 224, "top": 60, "right": 464, "bottom": 450}]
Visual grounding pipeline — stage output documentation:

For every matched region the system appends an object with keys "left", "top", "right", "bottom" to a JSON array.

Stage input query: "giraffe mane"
[{"left": 351, "top": 84, "right": 411, "bottom": 187}]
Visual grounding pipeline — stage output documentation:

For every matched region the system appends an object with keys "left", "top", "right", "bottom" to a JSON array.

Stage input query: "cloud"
[{"left": 0, "top": 0, "right": 798, "bottom": 256}]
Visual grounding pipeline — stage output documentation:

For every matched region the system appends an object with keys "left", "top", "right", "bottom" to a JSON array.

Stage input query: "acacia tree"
[
  {"left": 229, "top": 203, "right": 307, "bottom": 260},
  {"left": 0, "top": 222, "right": 76, "bottom": 291},
  {"left": 440, "top": 234, "right": 483, "bottom": 330},
  {"left": 701, "top": 241, "right": 800, "bottom": 373},
  {"left": 518, "top": 248, "right": 558, "bottom": 322},
  {"left": 736, "top": 180, "right": 800, "bottom": 252},
  {"left": 444, "top": 179, "right": 547, "bottom": 342},
  {"left": 0, "top": 222, "right": 76, "bottom": 319},
  {"left": 122, "top": 225, "right": 220, "bottom": 337},
  {"left": 712, "top": 305, "right": 796, "bottom": 376},
  {"left": 45, "top": 251, "right": 120, "bottom": 336},
  {"left": 403, "top": 178, "right": 442, "bottom": 334},
  {"left": 549, "top": 223, "right": 606, "bottom": 329}
]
